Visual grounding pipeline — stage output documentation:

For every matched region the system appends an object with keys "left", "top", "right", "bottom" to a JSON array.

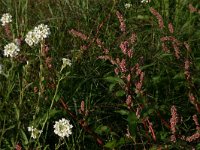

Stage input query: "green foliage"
[{"left": 0, "top": 0, "right": 200, "bottom": 149}]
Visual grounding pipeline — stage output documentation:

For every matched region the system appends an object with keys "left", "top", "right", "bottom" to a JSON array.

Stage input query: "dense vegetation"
[{"left": 0, "top": 0, "right": 200, "bottom": 149}]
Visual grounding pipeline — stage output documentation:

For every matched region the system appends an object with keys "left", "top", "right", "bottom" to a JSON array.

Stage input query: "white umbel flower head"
[
  {"left": 60, "top": 58, "right": 72, "bottom": 72},
  {"left": 33, "top": 24, "right": 50, "bottom": 41},
  {"left": 0, "top": 13, "right": 12, "bottom": 26},
  {"left": 54, "top": 118, "right": 73, "bottom": 138},
  {"left": 25, "top": 30, "right": 39, "bottom": 46},
  {"left": 4, "top": 42, "right": 20, "bottom": 57},
  {"left": 124, "top": 3, "right": 132, "bottom": 9},
  {"left": 25, "top": 24, "right": 50, "bottom": 46},
  {"left": 28, "top": 126, "right": 42, "bottom": 139}
]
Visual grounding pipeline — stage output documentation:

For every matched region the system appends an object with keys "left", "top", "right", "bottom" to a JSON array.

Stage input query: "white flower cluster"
[
  {"left": 54, "top": 118, "right": 73, "bottom": 138},
  {"left": 60, "top": 58, "right": 72, "bottom": 72},
  {"left": 28, "top": 126, "right": 42, "bottom": 139},
  {"left": 141, "top": 0, "right": 150, "bottom": 3},
  {"left": 124, "top": 3, "right": 132, "bottom": 9},
  {"left": 0, "top": 13, "right": 12, "bottom": 26},
  {"left": 62, "top": 58, "right": 72, "bottom": 67},
  {"left": 25, "top": 24, "right": 50, "bottom": 46},
  {"left": 3, "top": 42, "right": 20, "bottom": 57}
]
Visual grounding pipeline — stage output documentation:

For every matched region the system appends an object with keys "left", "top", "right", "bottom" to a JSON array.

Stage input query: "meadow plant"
[
  {"left": 25, "top": 24, "right": 50, "bottom": 46},
  {"left": 1, "top": 0, "right": 200, "bottom": 149},
  {"left": 53, "top": 118, "right": 73, "bottom": 138},
  {"left": 141, "top": 0, "right": 151, "bottom": 3},
  {"left": 0, "top": 13, "right": 12, "bottom": 26},
  {"left": 124, "top": 3, "right": 132, "bottom": 9},
  {"left": 27, "top": 126, "right": 42, "bottom": 139},
  {"left": 3, "top": 42, "right": 20, "bottom": 57}
]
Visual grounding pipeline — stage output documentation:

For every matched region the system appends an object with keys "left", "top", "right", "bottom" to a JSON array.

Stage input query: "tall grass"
[{"left": 0, "top": 0, "right": 200, "bottom": 149}]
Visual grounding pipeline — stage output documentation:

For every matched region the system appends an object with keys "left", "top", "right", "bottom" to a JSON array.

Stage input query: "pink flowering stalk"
[
  {"left": 188, "top": 4, "right": 197, "bottom": 13},
  {"left": 96, "top": 38, "right": 109, "bottom": 54},
  {"left": 168, "top": 22, "right": 174, "bottom": 34},
  {"left": 184, "top": 41, "right": 191, "bottom": 52},
  {"left": 161, "top": 43, "right": 170, "bottom": 53},
  {"left": 186, "top": 132, "right": 200, "bottom": 142},
  {"left": 146, "top": 118, "right": 156, "bottom": 141},
  {"left": 118, "top": 58, "right": 127, "bottom": 73},
  {"left": 160, "top": 36, "right": 181, "bottom": 59},
  {"left": 160, "top": 36, "right": 181, "bottom": 45},
  {"left": 185, "top": 118, "right": 200, "bottom": 141},
  {"left": 129, "top": 33, "right": 137, "bottom": 44},
  {"left": 172, "top": 42, "right": 180, "bottom": 59},
  {"left": 193, "top": 114, "right": 200, "bottom": 131},
  {"left": 184, "top": 59, "right": 191, "bottom": 80},
  {"left": 134, "top": 63, "right": 144, "bottom": 94},
  {"left": 116, "top": 11, "right": 126, "bottom": 32},
  {"left": 98, "top": 55, "right": 116, "bottom": 65},
  {"left": 120, "top": 41, "right": 129, "bottom": 55},
  {"left": 120, "top": 41, "right": 133, "bottom": 58},
  {"left": 126, "top": 95, "right": 133, "bottom": 109},
  {"left": 149, "top": 7, "right": 164, "bottom": 29},
  {"left": 69, "top": 29, "right": 88, "bottom": 40},
  {"left": 188, "top": 92, "right": 200, "bottom": 113},
  {"left": 170, "top": 105, "right": 179, "bottom": 142}
]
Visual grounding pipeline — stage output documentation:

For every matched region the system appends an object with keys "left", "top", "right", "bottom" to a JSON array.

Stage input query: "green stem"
[
  {"left": 41, "top": 75, "right": 64, "bottom": 131},
  {"left": 34, "top": 43, "right": 44, "bottom": 117},
  {"left": 50, "top": 76, "right": 63, "bottom": 110}
]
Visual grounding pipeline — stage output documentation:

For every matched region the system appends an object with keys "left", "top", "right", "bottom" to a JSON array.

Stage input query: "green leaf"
[
  {"left": 104, "top": 76, "right": 124, "bottom": 85},
  {"left": 159, "top": 53, "right": 173, "bottom": 58},
  {"left": 104, "top": 137, "right": 130, "bottom": 149},
  {"left": 100, "top": 126, "right": 110, "bottom": 133},
  {"left": 43, "top": 145, "right": 50, "bottom": 150},
  {"left": 104, "top": 139, "right": 117, "bottom": 149},
  {"left": 152, "top": 76, "right": 161, "bottom": 84},
  {"left": 65, "top": 71, "right": 70, "bottom": 76},
  {"left": 140, "top": 63, "right": 154, "bottom": 70},
  {"left": 115, "top": 90, "right": 125, "bottom": 97},
  {"left": 173, "top": 72, "right": 184, "bottom": 80},
  {"left": 95, "top": 125, "right": 110, "bottom": 135},
  {"left": 137, "top": 15, "right": 150, "bottom": 20},
  {"left": 115, "top": 109, "right": 129, "bottom": 116},
  {"left": 55, "top": 93, "right": 61, "bottom": 102},
  {"left": 109, "top": 83, "right": 116, "bottom": 92},
  {"left": 127, "top": 112, "right": 138, "bottom": 137},
  {"left": 34, "top": 109, "right": 61, "bottom": 126},
  {"left": 13, "top": 103, "right": 20, "bottom": 121},
  {"left": 118, "top": 137, "right": 127, "bottom": 147},
  {"left": 20, "top": 129, "right": 29, "bottom": 145},
  {"left": 5, "top": 125, "right": 15, "bottom": 131}
]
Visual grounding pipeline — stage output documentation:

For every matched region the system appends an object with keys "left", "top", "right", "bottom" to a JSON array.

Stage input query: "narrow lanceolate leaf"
[
  {"left": 127, "top": 112, "right": 138, "bottom": 137},
  {"left": 104, "top": 76, "right": 124, "bottom": 85},
  {"left": 115, "top": 90, "right": 125, "bottom": 97},
  {"left": 14, "top": 103, "right": 20, "bottom": 121},
  {"left": 20, "top": 129, "right": 28, "bottom": 145},
  {"left": 115, "top": 109, "right": 129, "bottom": 116}
]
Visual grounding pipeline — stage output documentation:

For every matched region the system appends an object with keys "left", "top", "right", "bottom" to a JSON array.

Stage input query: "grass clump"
[{"left": 0, "top": 0, "right": 200, "bottom": 149}]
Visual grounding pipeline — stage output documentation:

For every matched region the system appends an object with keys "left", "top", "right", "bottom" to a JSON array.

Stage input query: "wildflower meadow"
[{"left": 0, "top": 0, "right": 200, "bottom": 149}]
